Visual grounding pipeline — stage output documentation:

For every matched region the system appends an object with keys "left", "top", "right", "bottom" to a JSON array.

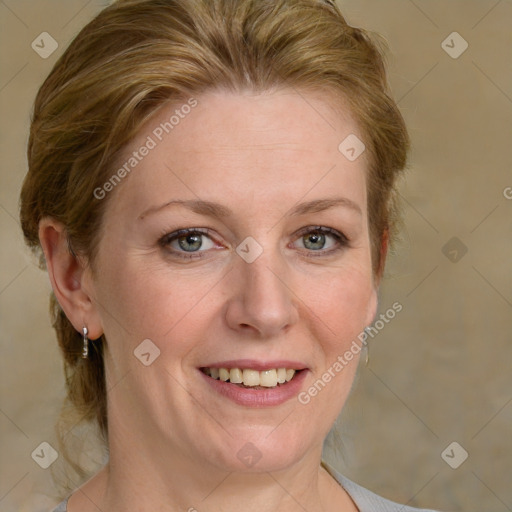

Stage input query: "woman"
[{"left": 20, "top": 0, "right": 442, "bottom": 510}]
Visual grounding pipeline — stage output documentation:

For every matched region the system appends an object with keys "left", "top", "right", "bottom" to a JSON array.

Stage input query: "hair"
[{"left": 19, "top": 0, "right": 409, "bottom": 486}]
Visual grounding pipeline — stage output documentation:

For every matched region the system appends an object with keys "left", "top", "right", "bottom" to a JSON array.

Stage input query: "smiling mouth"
[{"left": 200, "top": 367, "right": 303, "bottom": 389}]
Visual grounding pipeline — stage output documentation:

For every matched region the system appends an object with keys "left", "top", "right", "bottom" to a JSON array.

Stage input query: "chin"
[{"left": 202, "top": 425, "right": 318, "bottom": 474}]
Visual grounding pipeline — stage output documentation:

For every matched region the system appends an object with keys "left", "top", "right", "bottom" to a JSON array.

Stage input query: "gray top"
[{"left": 51, "top": 463, "right": 441, "bottom": 512}]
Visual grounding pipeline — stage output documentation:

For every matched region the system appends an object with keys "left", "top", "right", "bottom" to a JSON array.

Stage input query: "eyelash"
[{"left": 158, "top": 226, "right": 350, "bottom": 260}]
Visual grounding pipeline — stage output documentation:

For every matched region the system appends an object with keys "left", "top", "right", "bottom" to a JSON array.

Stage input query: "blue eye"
[
  {"left": 292, "top": 226, "right": 349, "bottom": 256},
  {"left": 159, "top": 226, "right": 349, "bottom": 260},
  {"left": 159, "top": 228, "right": 217, "bottom": 259}
]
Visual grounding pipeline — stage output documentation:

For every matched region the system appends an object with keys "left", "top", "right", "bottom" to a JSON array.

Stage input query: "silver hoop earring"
[
  {"left": 364, "top": 327, "right": 371, "bottom": 366},
  {"left": 81, "top": 327, "right": 89, "bottom": 359}
]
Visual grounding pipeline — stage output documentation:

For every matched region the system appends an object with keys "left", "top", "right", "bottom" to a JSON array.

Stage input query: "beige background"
[{"left": 1, "top": 0, "right": 511, "bottom": 511}]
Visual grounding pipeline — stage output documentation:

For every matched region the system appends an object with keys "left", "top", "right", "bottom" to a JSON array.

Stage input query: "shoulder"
[
  {"left": 323, "top": 462, "right": 443, "bottom": 512},
  {"left": 51, "top": 497, "right": 68, "bottom": 512},
  {"left": 49, "top": 468, "right": 445, "bottom": 512}
]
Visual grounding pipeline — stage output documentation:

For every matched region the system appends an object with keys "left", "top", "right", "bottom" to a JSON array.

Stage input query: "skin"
[{"left": 40, "top": 88, "right": 386, "bottom": 512}]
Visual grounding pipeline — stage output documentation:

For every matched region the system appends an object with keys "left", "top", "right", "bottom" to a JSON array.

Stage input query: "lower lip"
[{"left": 199, "top": 369, "right": 309, "bottom": 407}]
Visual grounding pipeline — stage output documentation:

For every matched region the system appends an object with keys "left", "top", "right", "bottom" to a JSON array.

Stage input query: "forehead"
[{"left": 105, "top": 88, "right": 368, "bottom": 219}]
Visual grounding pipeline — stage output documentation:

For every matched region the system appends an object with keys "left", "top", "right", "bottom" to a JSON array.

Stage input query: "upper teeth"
[{"left": 203, "top": 367, "right": 296, "bottom": 387}]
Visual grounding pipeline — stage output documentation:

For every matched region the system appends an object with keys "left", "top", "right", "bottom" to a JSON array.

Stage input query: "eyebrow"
[{"left": 138, "top": 197, "right": 362, "bottom": 220}]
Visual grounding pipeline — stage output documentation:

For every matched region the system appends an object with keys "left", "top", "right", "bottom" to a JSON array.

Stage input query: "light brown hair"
[{"left": 19, "top": 0, "right": 409, "bottom": 484}]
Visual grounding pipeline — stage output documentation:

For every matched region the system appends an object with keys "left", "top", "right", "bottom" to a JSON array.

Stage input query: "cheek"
[
  {"left": 94, "top": 237, "right": 374, "bottom": 369},
  {"left": 296, "top": 264, "right": 373, "bottom": 419},
  {"left": 304, "top": 261, "right": 374, "bottom": 360},
  {"left": 94, "top": 255, "right": 222, "bottom": 355}
]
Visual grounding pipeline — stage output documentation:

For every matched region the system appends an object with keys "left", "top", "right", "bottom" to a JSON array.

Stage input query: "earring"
[
  {"left": 364, "top": 327, "right": 371, "bottom": 366},
  {"left": 81, "top": 327, "right": 89, "bottom": 359}
]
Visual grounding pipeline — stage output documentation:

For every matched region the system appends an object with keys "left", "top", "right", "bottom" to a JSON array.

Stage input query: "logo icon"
[
  {"left": 441, "top": 32, "right": 468, "bottom": 59},
  {"left": 442, "top": 237, "right": 468, "bottom": 263},
  {"left": 31, "top": 32, "right": 59, "bottom": 59},
  {"left": 31, "top": 441, "right": 59, "bottom": 469},
  {"left": 237, "top": 442, "right": 262, "bottom": 468},
  {"left": 338, "top": 134, "right": 366, "bottom": 162},
  {"left": 134, "top": 338, "right": 161, "bottom": 366},
  {"left": 236, "top": 236, "right": 263, "bottom": 263},
  {"left": 441, "top": 441, "right": 468, "bottom": 469}
]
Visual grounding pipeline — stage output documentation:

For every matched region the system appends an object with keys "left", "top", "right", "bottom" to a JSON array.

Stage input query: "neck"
[{"left": 76, "top": 435, "right": 355, "bottom": 512}]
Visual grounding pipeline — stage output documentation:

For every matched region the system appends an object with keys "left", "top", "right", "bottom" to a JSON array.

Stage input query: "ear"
[
  {"left": 375, "top": 227, "right": 389, "bottom": 288},
  {"left": 365, "top": 227, "right": 389, "bottom": 326},
  {"left": 365, "top": 285, "right": 378, "bottom": 328},
  {"left": 38, "top": 218, "right": 103, "bottom": 340}
]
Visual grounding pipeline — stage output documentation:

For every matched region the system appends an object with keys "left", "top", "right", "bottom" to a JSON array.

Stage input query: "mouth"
[
  {"left": 198, "top": 360, "right": 309, "bottom": 406},
  {"left": 200, "top": 367, "right": 304, "bottom": 390}
]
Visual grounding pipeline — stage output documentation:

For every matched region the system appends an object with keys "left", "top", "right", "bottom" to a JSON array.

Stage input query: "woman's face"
[{"left": 86, "top": 88, "right": 378, "bottom": 472}]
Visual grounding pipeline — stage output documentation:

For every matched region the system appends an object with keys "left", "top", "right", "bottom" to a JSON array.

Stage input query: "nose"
[{"left": 224, "top": 248, "right": 299, "bottom": 339}]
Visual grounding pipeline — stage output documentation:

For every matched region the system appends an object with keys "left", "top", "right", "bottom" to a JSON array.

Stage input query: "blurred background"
[{"left": 0, "top": 0, "right": 511, "bottom": 511}]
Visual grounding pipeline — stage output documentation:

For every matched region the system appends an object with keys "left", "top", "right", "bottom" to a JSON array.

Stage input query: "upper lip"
[{"left": 199, "top": 360, "right": 308, "bottom": 371}]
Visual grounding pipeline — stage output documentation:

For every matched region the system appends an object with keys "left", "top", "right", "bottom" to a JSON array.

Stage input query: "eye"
[
  {"left": 292, "top": 226, "right": 349, "bottom": 256},
  {"left": 159, "top": 225, "right": 349, "bottom": 260},
  {"left": 159, "top": 228, "right": 219, "bottom": 259}
]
